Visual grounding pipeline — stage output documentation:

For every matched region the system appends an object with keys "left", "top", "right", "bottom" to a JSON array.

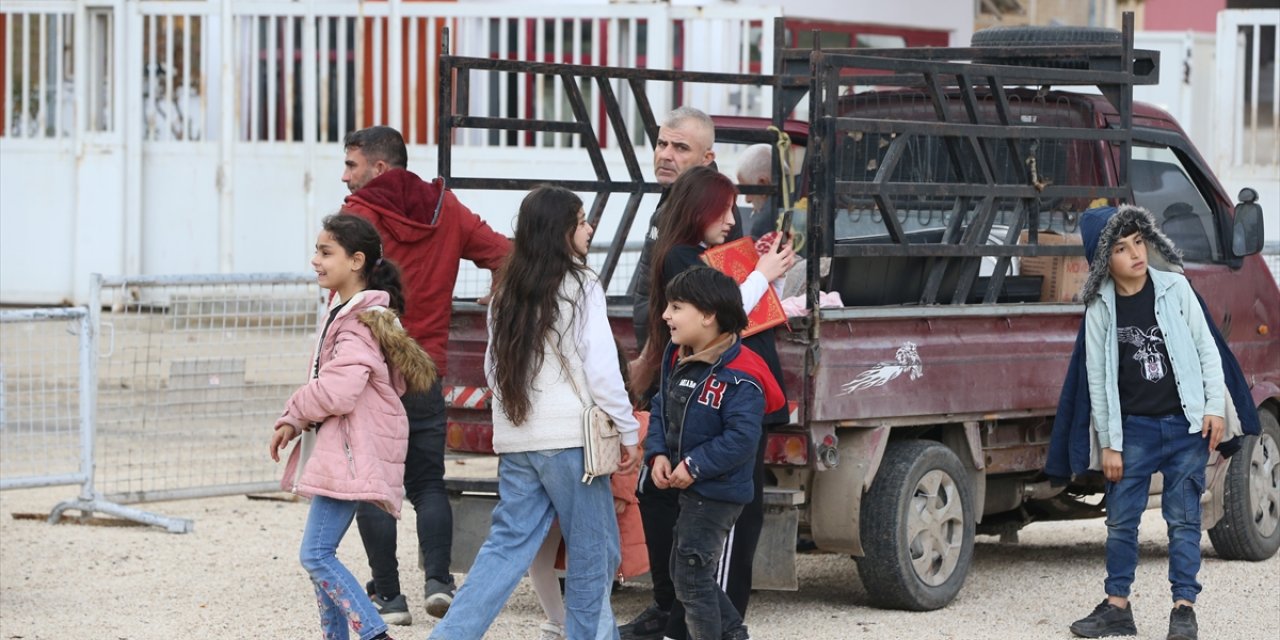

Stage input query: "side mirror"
[{"left": 1232, "top": 188, "right": 1265, "bottom": 257}]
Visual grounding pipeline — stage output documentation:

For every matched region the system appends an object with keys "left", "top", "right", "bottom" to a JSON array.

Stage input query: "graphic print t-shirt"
[{"left": 1114, "top": 277, "right": 1182, "bottom": 417}]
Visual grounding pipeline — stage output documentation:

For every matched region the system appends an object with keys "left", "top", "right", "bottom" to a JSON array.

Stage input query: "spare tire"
[{"left": 971, "top": 25, "right": 1121, "bottom": 69}]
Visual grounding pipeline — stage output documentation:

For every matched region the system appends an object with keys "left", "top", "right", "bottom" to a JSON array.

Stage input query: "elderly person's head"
[
  {"left": 653, "top": 107, "right": 716, "bottom": 186},
  {"left": 736, "top": 143, "right": 774, "bottom": 212}
]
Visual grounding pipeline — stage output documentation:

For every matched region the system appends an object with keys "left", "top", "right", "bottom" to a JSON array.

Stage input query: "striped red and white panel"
[{"left": 444, "top": 385, "right": 493, "bottom": 410}]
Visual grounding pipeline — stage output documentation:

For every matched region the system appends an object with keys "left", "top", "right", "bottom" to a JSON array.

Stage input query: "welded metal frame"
[
  {"left": 436, "top": 23, "right": 806, "bottom": 290},
  {"left": 804, "top": 13, "right": 1150, "bottom": 314}
]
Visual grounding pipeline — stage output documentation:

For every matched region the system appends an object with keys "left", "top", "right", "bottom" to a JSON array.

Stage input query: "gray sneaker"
[
  {"left": 369, "top": 592, "right": 412, "bottom": 626},
  {"left": 1071, "top": 599, "right": 1137, "bottom": 638},
  {"left": 1167, "top": 605, "right": 1197, "bottom": 640},
  {"left": 425, "top": 577, "right": 455, "bottom": 619}
]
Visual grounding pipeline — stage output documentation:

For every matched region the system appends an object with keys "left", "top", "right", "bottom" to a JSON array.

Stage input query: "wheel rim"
[
  {"left": 1249, "top": 432, "right": 1280, "bottom": 538},
  {"left": 906, "top": 469, "right": 965, "bottom": 587}
]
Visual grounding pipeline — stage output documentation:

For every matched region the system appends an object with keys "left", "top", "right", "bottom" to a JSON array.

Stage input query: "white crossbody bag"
[{"left": 553, "top": 348, "right": 621, "bottom": 484}]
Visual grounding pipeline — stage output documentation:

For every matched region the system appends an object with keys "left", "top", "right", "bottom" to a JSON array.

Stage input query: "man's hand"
[
  {"left": 1102, "top": 447, "right": 1124, "bottom": 483},
  {"left": 269, "top": 425, "right": 298, "bottom": 462},
  {"left": 1203, "top": 414, "right": 1225, "bottom": 451},
  {"left": 669, "top": 460, "right": 694, "bottom": 489},
  {"left": 618, "top": 443, "right": 642, "bottom": 475},
  {"left": 652, "top": 455, "right": 673, "bottom": 489}
]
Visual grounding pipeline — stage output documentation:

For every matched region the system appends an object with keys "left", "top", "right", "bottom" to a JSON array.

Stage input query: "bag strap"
[{"left": 548, "top": 334, "right": 589, "bottom": 409}]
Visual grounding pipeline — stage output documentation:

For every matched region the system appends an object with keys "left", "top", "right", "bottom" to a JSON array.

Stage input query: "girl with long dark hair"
[{"left": 429, "top": 186, "right": 642, "bottom": 640}]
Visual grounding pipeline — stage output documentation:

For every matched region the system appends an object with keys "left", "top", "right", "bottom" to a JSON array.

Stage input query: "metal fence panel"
[
  {"left": 0, "top": 307, "right": 89, "bottom": 490},
  {"left": 91, "top": 273, "right": 322, "bottom": 504}
]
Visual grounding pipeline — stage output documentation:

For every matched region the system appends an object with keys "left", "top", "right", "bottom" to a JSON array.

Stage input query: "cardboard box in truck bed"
[{"left": 1018, "top": 231, "right": 1089, "bottom": 303}]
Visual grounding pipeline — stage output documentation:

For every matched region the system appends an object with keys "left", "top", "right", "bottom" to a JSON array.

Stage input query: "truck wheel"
[
  {"left": 971, "top": 26, "right": 1120, "bottom": 70},
  {"left": 1209, "top": 408, "right": 1280, "bottom": 561},
  {"left": 855, "top": 440, "right": 975, "bottom": 610}
]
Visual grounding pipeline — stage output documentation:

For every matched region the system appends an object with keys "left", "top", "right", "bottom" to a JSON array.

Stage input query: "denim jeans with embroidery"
[
  {"left": 300, "top": 495, "right": 389, "bottom": 640},
  {"left": 1104, "top": 414, "right": 1211, "bottom": 603},
  {"left": 671, "top": 491, "right": 747, "bottom": 640}
]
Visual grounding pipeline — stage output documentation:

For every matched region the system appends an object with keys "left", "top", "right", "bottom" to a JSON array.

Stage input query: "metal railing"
[
  {"left": 86, "top": 272, "right": 322, "bottom": 508},
  {"left": 1, "top": 1, "right": 779, "bottom": 145},
  {"left": 0, "top": 307, "right": 91, "bottom": 490},
  {"left": 1, "top": 273, "right": 324, "bottom": 532}
]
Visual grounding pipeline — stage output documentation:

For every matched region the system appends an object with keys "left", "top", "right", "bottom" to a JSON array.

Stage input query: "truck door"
[{"left": 1129, "top": 133, "right": 1278, "bottom": 394}]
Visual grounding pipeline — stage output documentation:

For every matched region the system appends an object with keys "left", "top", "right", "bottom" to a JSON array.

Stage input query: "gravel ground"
[{"left": 1, "top": 483, "right": 1277, "bottom": 640}]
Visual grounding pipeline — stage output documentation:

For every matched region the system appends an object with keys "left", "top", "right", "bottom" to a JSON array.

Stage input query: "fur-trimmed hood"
[
  {"left": 1079, "top": 204, "right": 1184, "bottom": 303},
  {"left": 358, "top": 308, "right": 437, "bottom": 395}
]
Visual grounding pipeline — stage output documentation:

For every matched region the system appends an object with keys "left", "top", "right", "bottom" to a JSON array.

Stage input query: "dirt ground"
[{"left": 1, "top": 478, "right": 1277, "bottom": 640}]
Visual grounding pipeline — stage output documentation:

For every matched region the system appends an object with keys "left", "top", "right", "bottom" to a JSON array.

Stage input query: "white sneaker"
[{"left": 537, "top": 621, "right": 565, "bottom": 640}]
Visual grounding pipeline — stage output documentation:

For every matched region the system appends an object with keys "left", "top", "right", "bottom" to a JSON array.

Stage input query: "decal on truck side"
[{"left": 840, "top": 342, "right": 924, "bottom": 394}]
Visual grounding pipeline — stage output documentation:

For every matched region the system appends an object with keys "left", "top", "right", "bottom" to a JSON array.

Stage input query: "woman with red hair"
[{"left": 631, "top": 164, "right": 794, "bottom": 640}]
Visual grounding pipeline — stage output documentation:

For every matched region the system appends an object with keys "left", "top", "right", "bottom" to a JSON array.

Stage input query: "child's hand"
[
  {"left": 652, "top": 455, "right": 673, "bottom": 489},
  {"left": 669, "top": 460, "right": 694, "bottom": 489},
  {"left": 614, "top": 498, "right": 627, "bottom": 514},
  {"left": 1101, "top": 448, "right": 1124, "bottom": 482},
  {"left": 1202, "top": 415, "right": 1225, "bottom": 451},
  {"left": 269, "top": 425, "right": 298, "bottom": 462},
  {"left": 619, "top": 443, "right": 642, "bottom": 475}
]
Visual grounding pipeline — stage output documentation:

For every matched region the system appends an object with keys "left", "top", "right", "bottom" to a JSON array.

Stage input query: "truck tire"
[
  {"left": 1208, "top": 408, "right": 1280, "bottom": 561},
  {"left": 855, "top": 440, "right": 975, "bottom": 611},
  {"left": 971, "top": 26, "right": 1120, "bottom": 70}
]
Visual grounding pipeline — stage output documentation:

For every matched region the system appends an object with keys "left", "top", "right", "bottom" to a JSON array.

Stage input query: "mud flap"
[
  {"left": 446, "top": 478, "right": 500, "bottom": 574},
  {"left": 751, "top": 488, "right": 802, "bottom": 591}
]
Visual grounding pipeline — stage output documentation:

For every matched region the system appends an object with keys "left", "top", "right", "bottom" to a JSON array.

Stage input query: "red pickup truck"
[{"left": 436, "top": 19, "right": 1279, "bottom": 611}]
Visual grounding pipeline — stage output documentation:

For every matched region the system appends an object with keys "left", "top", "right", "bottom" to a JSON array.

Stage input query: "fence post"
[
  {"left": 645, "top": 4, "right": 672, "bottom": 118},
  {"left": 77, "top": 273, "right": 101, "bottom": 502},
  {"left": 388, "top": 0, "right": 403, "bottom": 132},
  {"left": 218, "top": 0, "right": 236, "bottom": 273}
]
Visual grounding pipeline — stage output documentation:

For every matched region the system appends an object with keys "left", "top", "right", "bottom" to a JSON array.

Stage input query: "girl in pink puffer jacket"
[{"left": 270, "top": 214, "right": 435, "bottom": 640}]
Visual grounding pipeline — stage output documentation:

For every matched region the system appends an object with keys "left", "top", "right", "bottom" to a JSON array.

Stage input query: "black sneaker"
[
  {"left": 1167, "top": 605, "right": 1198, "bottom": 640},
  {"left": 424, "top": 576, "right": 456, "bottom": 619},
  {"left": 365, "top": 581, "right": 412, "bottom": 626},
  {"left": 618, "top": 603, "right": 670, "bottom": 640},
  {"left": 723, "top": 624, "right": 751, "bottom": 640},
  {"left": 370, "top": 593, "right": 412, "bottom": 626},
  {"left": 1070, "top": 599, "right": 1137, "bottom": 638}
]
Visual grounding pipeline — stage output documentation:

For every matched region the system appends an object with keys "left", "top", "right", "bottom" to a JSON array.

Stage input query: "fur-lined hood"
[
  {"left": 1079, "top": 204, "right": 1184, "bottom": 303},
  {"left": 358, "top": 307, "right": 437, "bottom": 395}
]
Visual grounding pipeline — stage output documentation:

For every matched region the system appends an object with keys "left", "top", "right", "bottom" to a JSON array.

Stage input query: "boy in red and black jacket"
[{"left": 644, "top": 266, "right": 785, "bottom": 640}]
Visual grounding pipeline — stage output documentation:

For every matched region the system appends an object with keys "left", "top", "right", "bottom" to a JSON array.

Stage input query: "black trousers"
[
  {"left": 637, "top": 428, "right": 767, "bottom": 638},
  {"left": 355, "top": 382, "right": 453, "bottom": 597}
]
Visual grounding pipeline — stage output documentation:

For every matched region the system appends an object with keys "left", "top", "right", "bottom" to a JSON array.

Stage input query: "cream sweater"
[{"left": 486, "top": 272, "right": 640, "bottom": 454}]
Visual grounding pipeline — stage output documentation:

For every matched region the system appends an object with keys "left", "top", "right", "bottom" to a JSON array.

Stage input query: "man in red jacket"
[{"left": 340, "top": 126, "right": 511, "bottom": 625}]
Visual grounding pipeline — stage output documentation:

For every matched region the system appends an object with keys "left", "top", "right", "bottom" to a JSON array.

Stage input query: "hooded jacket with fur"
[
  {"left": 1046, "top": 206, "right": 1260, "bottom": 480},
  {"left": 343, "top": 169, "right": 510, "bottom": 378},
  {"left": 1080, "top": 205, "right": 1224, "bottom": 452},
  {"left": 276, "top": 289, "right": 437, "bottom": 517}
]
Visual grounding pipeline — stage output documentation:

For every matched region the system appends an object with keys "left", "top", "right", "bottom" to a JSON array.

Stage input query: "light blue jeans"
[
  {"left": 300, "top": 495, "right": 388, "bottom": 640},
  {"left": 429, "top": 448, "right": 621, "bottom": 640}
]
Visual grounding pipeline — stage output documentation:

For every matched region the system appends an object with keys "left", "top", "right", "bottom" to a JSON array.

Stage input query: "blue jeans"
[
  {"left": 429, "top": 448, "right": 621, "bottom": 640},
  {"left": 300, "top": 495, "right": 388, "bottom": 640},
  {"left": 672, "top": 491, "right": 747, "bottom": 640},
  {"left": 1104, "top": 414, "right": 1211, "bottom": 603}
]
